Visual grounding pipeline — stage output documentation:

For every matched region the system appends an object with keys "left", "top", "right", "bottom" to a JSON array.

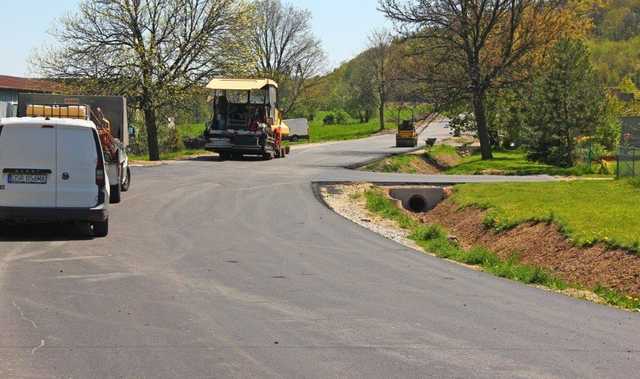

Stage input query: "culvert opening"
[{"left": 408, "top": 195, "right": 428, "bottom": 213}]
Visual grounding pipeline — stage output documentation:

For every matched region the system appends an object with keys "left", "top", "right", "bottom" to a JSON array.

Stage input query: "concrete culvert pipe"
[{"left": 408, "top": 195, "right": 428, "bottom": 213}]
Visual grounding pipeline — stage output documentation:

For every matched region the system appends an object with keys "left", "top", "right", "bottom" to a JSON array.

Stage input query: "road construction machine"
[
  {"left": 396, "top": 107, "right": 418, "bottom": 148},
  {"left": 204, "top": 79, "right": 290, "bottom": 160}
]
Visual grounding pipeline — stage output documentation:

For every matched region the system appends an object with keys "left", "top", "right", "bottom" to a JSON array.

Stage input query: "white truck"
[{"left": 17, "top": 94, "right": 131, "bottom": 204}]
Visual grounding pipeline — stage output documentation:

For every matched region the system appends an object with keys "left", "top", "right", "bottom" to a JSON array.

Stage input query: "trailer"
[{"left": 17, "top": 93, "right": 131, "bottom": 204}]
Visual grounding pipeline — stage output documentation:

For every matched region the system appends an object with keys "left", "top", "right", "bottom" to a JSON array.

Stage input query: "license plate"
[{"left": 8, "top": 174, "right": 48, "bottom": 184}]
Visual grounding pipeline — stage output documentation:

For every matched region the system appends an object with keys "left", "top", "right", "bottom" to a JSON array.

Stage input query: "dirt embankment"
[{"left": 422, "top": 200, "right": 640, "bottom": 297}]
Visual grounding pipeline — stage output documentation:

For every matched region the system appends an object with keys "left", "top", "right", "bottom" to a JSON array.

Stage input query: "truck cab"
[{"left": 204, "top": 79, "right": 289, "bottom": 160}]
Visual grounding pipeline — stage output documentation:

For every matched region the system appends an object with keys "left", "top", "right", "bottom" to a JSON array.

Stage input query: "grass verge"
[
  {"left": 362, "top": 147, "right": 611, "bottom": 177},
  {"left": 445, "top": 150, "right": 605, "bottom": 176},
  {"left": 129, "top": 149, "right": 210, "bottom": 161},
  {"left": 452, "top": 180, "right": 640, "bottom": 252},
  {"left": 308, "top": 115, "right": 396, "bottom": 143},
  {"left": 363, "top": 187, "right": 640, "bottom": 310}
]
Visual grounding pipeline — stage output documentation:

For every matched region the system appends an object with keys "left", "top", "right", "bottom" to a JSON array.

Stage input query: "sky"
[{"left": 0, "top": 0, "right": 391, "bottom": 77}]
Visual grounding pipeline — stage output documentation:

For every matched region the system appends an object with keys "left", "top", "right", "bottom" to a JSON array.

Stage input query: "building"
[
  {"left": 0, "top": 75, "right": 58, "bottom": 103},
  {"left": 0, "top": 75, "right": 59, "bottom": 118}
]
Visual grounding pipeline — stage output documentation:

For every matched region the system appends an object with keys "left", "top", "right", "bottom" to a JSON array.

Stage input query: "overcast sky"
[{"left": 0, "top": 0, "right": 391, "bottom": 77}]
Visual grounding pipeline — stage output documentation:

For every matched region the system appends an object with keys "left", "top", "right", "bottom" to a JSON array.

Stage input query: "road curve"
[{"left": 1, "top": 120, "right": 638, "bottom": 378}]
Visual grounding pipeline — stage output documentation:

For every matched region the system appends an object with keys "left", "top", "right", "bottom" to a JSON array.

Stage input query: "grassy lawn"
[
  {"left": 177, "top": 123, "right": 206, "bottom": 139},
  {"left": 129, "top": 149, "right": 210, "bottom": 161},
  {"left": 445, "top": 150, "right": 604, "bottom": 176},
  {"left": 452, "top": 179, "right": 640, "bottom": 251},
  {"left": 362, "top": 147, "right": 611, "bottom": 176},
  {"left": 306, "top": 111, "right": 396, "bottom": 143},
  {"left": 362, "top": 187, "right": 640, "bottom": 310}
]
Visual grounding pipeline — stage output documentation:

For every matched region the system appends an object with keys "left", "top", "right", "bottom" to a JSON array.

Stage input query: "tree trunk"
[
  {"left": 143, "top": 101, "right": 160, "bottom": 161},
  {"left": 378, "top": 102, "right": 385, "bottom": 132},
  {"left": 472, "top": 90, "right": 493, "bottom": 160}
]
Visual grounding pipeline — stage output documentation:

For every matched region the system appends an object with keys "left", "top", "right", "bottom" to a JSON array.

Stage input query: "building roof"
[
  {"left": 206, "top": 78, "right": 278, "bottom": 91},
  {"left": 0, "top": 75, "right": 59, "bottom": 93}
]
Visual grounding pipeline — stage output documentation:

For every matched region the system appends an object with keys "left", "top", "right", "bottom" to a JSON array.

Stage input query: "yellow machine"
[
  {"left": 396, "top": 107, "right": 418, "bottom": 148},
  {"left": 204, "top": 78, "right": 290, "bottom": 160}
]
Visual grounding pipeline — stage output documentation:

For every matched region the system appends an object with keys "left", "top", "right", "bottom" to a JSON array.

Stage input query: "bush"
[
  {"left": 323, "top": 110, "right": 352, "bottom": 125},
  {"left": 323, "top": 113, "right": 336, "bottom": 125}
]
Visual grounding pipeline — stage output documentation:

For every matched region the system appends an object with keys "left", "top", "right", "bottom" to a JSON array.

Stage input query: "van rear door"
[
  {"left": 0, "top": 123, "right": 57, "bottom": 208},
  {"left": 56, "top": 125, "right": 98, "bottom": 208}
]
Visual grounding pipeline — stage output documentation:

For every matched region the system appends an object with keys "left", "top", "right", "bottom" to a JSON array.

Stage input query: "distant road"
[{"left": 1, "top": 119, "right": 637, "bottom": 378}]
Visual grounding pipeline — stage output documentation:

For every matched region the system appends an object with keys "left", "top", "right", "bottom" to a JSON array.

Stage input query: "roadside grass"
[
  {"left": 177, "top": 123, "right": 206, "bottom": 139},
  {"left": 451, "top": 180, "right": 640, "bottom": 252},
  {"left": 307, "top": 111, "right": 396, "bottom": 143},
  {"left": 445, "top": 150, "right": 603, "bottom": 176},
  {"left": 362, "top": 155, "right": 423, "bottom": 173},
  {"left": 129, "top": 149, "right": 210, "bottom": 161},
  {"left": 363, "top": 187, "right": 640, "bottom": 310},
  {"left": 362, "top": 148, "right": 611, "bottom": 176}
]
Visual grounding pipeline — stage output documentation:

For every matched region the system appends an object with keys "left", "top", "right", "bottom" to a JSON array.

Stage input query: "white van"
[{"left": 0, "top": 117, "right": 110, "bottom": 237}]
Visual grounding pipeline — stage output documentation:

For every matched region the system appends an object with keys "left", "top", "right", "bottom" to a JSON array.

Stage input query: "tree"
[
  {"left": 368, "top": 29, "right": 394, "bottom": 131},
  {"left": 379, "top": 0, "right": 586, "bottom": 159},
  {"left": 252, "top": 0, "right": 325, "bottom": 115},
  {"left": 33, "top": 0, "right": 254, "bottom": 161},
  {"left": 526, "top": 39, "right": 607, "bottom": 167}
]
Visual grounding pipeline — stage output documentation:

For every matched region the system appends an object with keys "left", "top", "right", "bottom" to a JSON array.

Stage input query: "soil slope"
[{"left": 422, "top": 200, "right": 640, "bottom": 297}]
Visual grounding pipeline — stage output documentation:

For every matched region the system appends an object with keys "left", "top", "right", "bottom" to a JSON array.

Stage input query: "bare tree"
[
  {"left": 368, "top": 29, "right": 394, "bottom": 131},
  {"left": 33, "top": 0, "right": 254, "bottom": 161},
  {"left": 253, "top": 0, "right": 325, "bottom": 115},
  {"left": 379, "top": 0, "right": 575, "bottom": 159}
]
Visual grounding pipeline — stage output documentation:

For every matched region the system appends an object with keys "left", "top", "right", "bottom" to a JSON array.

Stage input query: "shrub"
[
  {"left": 323, "top": 113, "right": 336, "bottom": 125},
  {"left": 323, "top": 110, "right": 351, "bottom": 125}
]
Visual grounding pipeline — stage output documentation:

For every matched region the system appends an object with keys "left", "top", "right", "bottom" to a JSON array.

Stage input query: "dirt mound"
[{"left": 422, "top": 200, "right": 640, "bottom": 297}]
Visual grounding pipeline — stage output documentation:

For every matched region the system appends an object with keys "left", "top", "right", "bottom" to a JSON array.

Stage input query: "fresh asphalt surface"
[{"left": 1, "top": 120, "right": 638, "bottom": 378}]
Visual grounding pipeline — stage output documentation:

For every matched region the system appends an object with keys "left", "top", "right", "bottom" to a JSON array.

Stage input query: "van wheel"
[
  {"left": 92, "top": 219, "right": 109, "bottom": 237},
  {"left": 121, "top": 167, "right": 131, "bottom": 192},
  {"left": 110, "top": 184, "right": 121, "bottom": 204}
]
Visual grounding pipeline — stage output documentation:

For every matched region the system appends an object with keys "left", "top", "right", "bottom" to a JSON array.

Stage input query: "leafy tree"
[
  {"left": 367, "top": 29, "right": 395, "bottom": 131},
  {"left": 252, "top": 0, "right": 326, "bottom": 115},
  {"left": 526, "top": 39, "right": 608, "bottom": 167},
  {"left": 379, "top": 0, "right": 588, "bottom": 160},
  {"left": 33, "top": 0, "right": 254, "bottom": 161}
]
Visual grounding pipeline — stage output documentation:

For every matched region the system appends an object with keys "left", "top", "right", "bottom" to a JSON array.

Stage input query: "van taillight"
[
  {"left": 96, "top": 166, "right": 106, "bottom": 186},
  {"left": 92, "top": 129, "right": 106, "bottom": 187}
]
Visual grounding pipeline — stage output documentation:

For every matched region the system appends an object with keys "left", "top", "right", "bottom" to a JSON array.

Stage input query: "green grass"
[
  {"left": 452, "top": 180, "right": 640, "bottom": 251},
  {"left": 445, "top": 150, "right": 600, "bottom": 176},
  {"left": 307, "top": 111, "right": 396, "bottom": 143},
  {"left": 364, "top": 147, "right": 610, "bottom": 177},
  {"left": 363, "top": 187, "right": 639, "bottom": 310},
  {"left": 362, "top": 155, "right": 423, "bottom": 173},
  {"left": 177, "top": 123, "right": 206, "bottom": 139},
  {"left": 129, "top": 149, "right": 210, "bottom": 161}
]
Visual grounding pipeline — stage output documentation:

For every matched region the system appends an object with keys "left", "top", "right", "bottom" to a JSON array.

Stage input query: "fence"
[{"left": 617, "top": 146, "right": 640, "bottom": 177}]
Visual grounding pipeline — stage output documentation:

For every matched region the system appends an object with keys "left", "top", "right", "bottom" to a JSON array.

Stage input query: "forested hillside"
[{"left": 589, "top": 0, "right": 640, "bottom": 87}]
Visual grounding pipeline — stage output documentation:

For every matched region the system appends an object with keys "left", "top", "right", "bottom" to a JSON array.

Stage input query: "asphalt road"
[{"left": 1, "top": 120, "right": 638, "bottom": 378}]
